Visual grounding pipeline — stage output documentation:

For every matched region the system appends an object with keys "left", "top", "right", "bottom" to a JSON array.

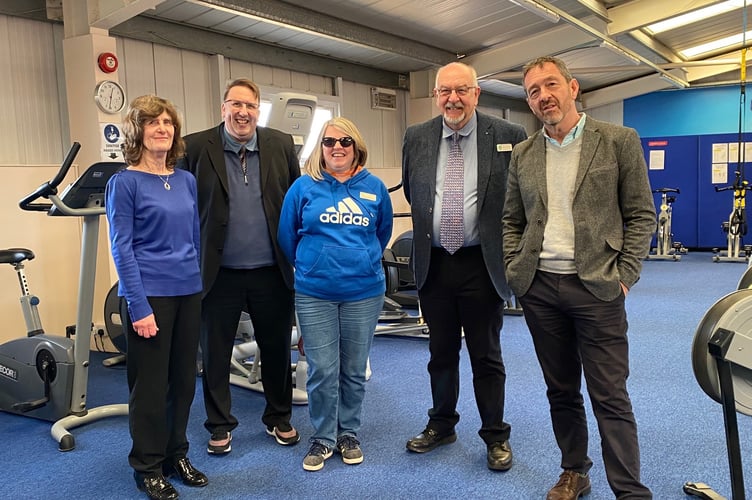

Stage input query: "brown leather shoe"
[{"left": 547, "top": 470, "right": 591, "bottom": 500}]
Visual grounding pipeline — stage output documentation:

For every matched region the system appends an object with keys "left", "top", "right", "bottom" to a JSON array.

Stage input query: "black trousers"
[
  {"left": 518, "top": 271, "right": 652, "bottom": 499},
  {"left": 417, "top": 246, "right": 510, "bottom": 445},
  {"left": 200, "top": 265, "right": 295, "bottom": 434},
  {"left": 122, "top": 293, "right": 201, "bottom": 474}
]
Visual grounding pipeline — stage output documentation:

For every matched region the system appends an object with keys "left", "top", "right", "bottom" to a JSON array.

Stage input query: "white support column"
[{"left": 61, "top": 0, "right": 129, "bottom": 329}]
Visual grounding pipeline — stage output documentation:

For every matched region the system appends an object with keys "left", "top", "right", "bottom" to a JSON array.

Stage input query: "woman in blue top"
[
  {"left": 278, "top": 117, "right": 393, "bottom": 471},
  {"left": 106, "top": 95, "right": 206, "bottom": 500}
]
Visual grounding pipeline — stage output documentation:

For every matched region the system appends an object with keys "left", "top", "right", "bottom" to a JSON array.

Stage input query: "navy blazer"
[
  {"left": 402, "top": 112, "right": 527, "bottom": 301},
  {"left": 502, "top": 116, "right": 656, "bottom": 301},
  {"left": 177, "top": 124, "right": 300, "bottom": 296}
]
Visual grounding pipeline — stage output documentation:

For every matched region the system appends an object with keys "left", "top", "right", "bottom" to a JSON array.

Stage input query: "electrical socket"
[{"left": 90, "top": 323, "right": 119, "bottom": 353}]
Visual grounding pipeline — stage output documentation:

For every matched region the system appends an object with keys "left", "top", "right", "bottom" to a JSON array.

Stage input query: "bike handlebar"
[
  {"left": 652, "top": 187, "right": 680, "bottom": 194},
  {"left": 18, "top": 142, "right": 81, "bottom": 212},
  {"left": 715, "top": 184, "right": 752, "bottom": 192}
]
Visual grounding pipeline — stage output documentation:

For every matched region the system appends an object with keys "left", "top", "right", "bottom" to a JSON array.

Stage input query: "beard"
[
  {"left": 537, "top": 101, "right": 564, "bottom": 126},
  {"left": 443, "top": 105, "right": 466, "bottom": 126}
]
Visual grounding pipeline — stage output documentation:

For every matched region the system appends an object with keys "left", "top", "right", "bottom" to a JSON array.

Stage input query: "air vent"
[{"left": 370, "top": 87, "right": 397, "bottom": 110}]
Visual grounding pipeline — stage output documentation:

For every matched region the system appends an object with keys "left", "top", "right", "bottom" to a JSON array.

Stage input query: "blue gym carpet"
[{"left": 1, "top": 251, "right": 750, "bottom": 499}]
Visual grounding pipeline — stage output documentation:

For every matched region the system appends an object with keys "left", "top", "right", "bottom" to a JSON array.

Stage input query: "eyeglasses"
[
  {"left": 321, "top": 136, "right": 354, "bottom": 148},
  {"left": 435, "top": 86, "right": 477, "bottom": 98},
  {"left": 224, "top": 99, "right": 260, "bottom": 111}
]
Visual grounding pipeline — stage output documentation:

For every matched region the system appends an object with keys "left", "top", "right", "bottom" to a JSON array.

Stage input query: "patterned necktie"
[
  {"left": 440, "top": 133, "right": 464, "bottom": 254},
  {"left": 239, "top": 146, "right": 248, "bottom": 185}
]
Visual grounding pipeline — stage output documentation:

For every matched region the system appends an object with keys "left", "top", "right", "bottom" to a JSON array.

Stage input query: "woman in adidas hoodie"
[{"left": 278, "top": 116, "right": 393, "bottom": 472}]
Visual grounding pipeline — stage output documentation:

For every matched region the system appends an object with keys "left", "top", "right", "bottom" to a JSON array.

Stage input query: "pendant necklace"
[
  {"left": 144, "top": 162, "right": 171, "bottom": 190},
  {"left": 157, "top": 173, "right": 171, "bottom": 190}
]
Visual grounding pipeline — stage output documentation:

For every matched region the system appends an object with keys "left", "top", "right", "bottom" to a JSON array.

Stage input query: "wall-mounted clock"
[
  {"left": 97, "top": 52, "right": 119, "bottom": 73},
  {"left": 94, "top": 80, "right": 125, "bottom": 114}
]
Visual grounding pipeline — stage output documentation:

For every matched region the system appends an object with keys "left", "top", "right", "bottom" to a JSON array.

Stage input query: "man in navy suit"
[
  {"left": 401, "top": 61, "right": 527, "bottom": 471},
  {"left": 178, "top": 78, "right": 301, "bottom": 455},
  {"left": 503, "top": 56, "right": 654, "bottom": 500}
]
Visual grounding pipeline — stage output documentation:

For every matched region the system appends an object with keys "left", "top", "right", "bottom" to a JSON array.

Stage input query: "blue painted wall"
[
  {"left": 624, "top": 85, "right": 752, "bottom": 249},
  {"left": 625, "top": 85, "right": 752, "bottom": 137}
]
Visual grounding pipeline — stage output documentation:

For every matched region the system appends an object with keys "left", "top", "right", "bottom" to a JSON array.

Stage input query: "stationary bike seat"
[{"left": 0, "top": 248, "right": 35, "bottom": 264}]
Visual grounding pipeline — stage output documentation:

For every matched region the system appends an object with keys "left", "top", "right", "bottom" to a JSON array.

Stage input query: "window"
[{"left": 258, "top": 101, "right": 334, "bottom": 167}]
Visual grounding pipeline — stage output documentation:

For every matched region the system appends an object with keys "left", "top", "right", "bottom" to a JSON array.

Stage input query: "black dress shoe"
[
  {"left": 487, "top": 440, "right": 513, "bottom": 471},
  {"left": 163, "top": 457, "right": 208, "bottom": 487},
  {"left": 406, "top": 428, "right": 457, "bottom": 453},
  {"left": 133, "top": 471, "right": 179, "bottom": 500}
]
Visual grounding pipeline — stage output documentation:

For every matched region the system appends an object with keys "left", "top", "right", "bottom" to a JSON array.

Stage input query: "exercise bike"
[
  {"left": 713, "top": 176, "right": 752, "bottom": 263},
  {"left": 646, "top": 187, "right": 686, "bottom": 261},
  {"left": 0, "top": 142, "right": 127, "bottom": 451}
]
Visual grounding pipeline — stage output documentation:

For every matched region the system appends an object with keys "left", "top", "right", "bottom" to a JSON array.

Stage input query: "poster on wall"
[
  {"left": 100, "top": 123, "right": 124, "bottom": 162},
  {"left": 712, "top": 143, "right": 728, "bottom": 163},
  {"left": 712, "top": 163, "right": 728, "bottom": 184},
  {"left": 649, "top": 150, "right": 665, "bottom": 170}
]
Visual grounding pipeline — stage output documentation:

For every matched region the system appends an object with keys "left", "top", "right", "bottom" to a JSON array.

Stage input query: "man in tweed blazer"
[
  {"left": 502, "top": 56, "right": 654, "bottom": 500},
  {"left": 402, "top": 61, "right": 527, "bottom": 471}
]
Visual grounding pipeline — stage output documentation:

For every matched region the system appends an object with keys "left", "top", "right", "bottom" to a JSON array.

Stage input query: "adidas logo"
[{"left": 319, "top": 197, "right": 371, "bottom": 226}]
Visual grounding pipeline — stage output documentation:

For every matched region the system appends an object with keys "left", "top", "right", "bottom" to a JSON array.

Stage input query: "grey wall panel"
[{"left": 0, "top": 16, "right": 63, "bottom": 164}]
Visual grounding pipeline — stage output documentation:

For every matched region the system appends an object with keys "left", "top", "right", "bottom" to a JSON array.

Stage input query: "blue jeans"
[{"left": 295, "top": 293, "right": 384, "bottom": 448}]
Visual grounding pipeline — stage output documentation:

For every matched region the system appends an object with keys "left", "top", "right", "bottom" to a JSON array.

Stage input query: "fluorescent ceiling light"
[
  {"left": 681, "top": 29, "right": 752, "bottom": 58},
  {"left": 659, "top": 73, "right": 689, "bottom": 89},
  {"left": 508, "top": 0, "right": 560, "bottom": 23},
  {"left": 646, "top": 0, "right": 745, "bottom": 34},
  {"left": 600, "top": 40, "right": 641, "bottom": 65}
]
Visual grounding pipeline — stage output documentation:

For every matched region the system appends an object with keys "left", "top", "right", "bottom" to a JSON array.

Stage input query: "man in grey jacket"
[
  {"left": 502, "top": 56, "right": 654, "bottom": 500},
  {"left": 402, "top": 61, "right": 527, "bottom": 471}
]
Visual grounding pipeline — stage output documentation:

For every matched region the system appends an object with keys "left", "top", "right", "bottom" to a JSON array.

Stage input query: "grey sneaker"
[
  {"left": 303, "top": 442, "right": 333, "bottom": 471},
  {"left": 336, "top": 435, "right": 364, "bottom": 465}
]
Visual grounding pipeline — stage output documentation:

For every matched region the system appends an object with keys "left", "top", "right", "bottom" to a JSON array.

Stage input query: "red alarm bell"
[{"left": 97, "top": 52, "right": 119, "bottom": 73}]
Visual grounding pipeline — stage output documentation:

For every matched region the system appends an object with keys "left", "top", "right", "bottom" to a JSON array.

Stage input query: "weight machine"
[{"left": 377, "top": 183, "right": 429, "bottom": 338}]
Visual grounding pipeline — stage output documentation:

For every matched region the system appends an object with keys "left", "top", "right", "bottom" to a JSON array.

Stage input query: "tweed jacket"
[
  {"left": 502, "top": 116, "right": 655, "bottom": 302},
  {"left": 402, "top": 111, "right": 527, "bottom": 301},
  {"left": 177, "top": 124, "right": 300, "bottom": 296}
]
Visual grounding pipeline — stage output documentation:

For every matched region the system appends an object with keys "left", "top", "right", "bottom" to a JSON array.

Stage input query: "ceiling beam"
[
  {"left": 511, "top": 4, "right": 690, "bottom": 87},
  {"left": 581, "top": 72, "right": 682, "bottom": 109},
  {"left": 111, "top": 15, "right": 409, "bottom": 89},
  {"left": 626, "top": 29, "right": 680, "bottom": 62},
  {"left": 463, "top": 22, "right": 596, "bottom": 79},
  {"left": 573, "top": 0, "right": 609, "bottom": 22},
  {"left": 607, "top": 0, "right": 724, "bottom": 35},
  {"left": 88, "top": 0, "right": 166, "bottom": 31},
  {"left": 684, "top": 49, "right": 748, "bottom": 81},
  {"left": 57, "top": 0, "right": 165, "bottom": 37},
  {"left": 194, "top": 0, "right": 454, "bottom": 67}
]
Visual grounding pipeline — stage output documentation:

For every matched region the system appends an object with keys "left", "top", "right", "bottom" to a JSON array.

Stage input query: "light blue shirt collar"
[
  {"left": 442, "top": 112, "right": 477, "bottom": 140},
  {"left": 222, "top": 124, "right": 258, "bottom": 154},
  {"left": 543, "top": 113, "right": 587, "bottom": 147}
]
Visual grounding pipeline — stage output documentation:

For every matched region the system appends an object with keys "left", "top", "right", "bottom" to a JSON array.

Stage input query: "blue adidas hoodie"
[{"left": 278, "top": 169, "right": 393, "bottom": 301}]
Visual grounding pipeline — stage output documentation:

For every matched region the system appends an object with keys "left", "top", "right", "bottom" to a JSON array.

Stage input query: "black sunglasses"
[{"left": 321, "top": 136, "right": 354, "bottom": 148}]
